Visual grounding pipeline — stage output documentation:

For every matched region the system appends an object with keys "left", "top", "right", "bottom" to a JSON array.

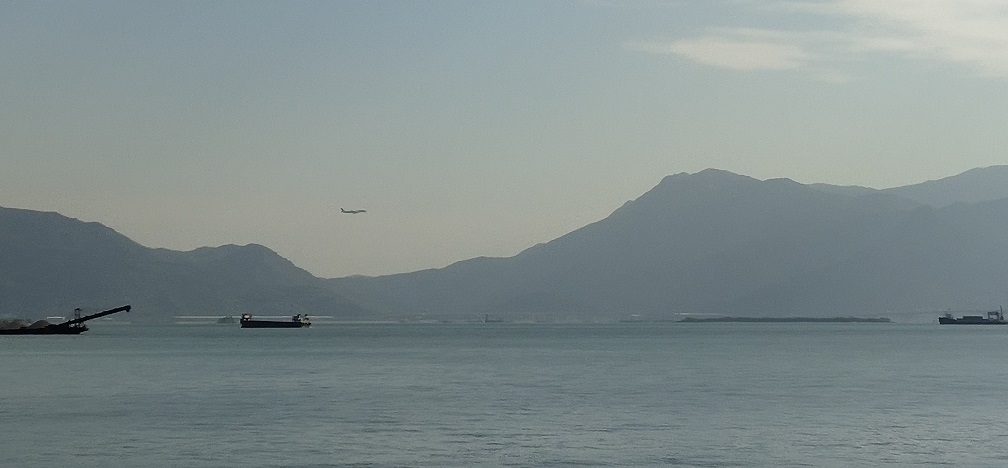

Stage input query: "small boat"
[
  {"left": 217, "top": 315, "right": 237, "bottom": 324},
  {"left": 0, "top": 305, "right": 131, "bottom": 335},
  {"left": 240, "top": 313, "right": 310, "bottom": 328},
  {"left": 939, "top": 307, "right": 1007, "bottom": 325}
]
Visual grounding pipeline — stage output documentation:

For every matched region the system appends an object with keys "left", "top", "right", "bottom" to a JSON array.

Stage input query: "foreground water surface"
[{"left": 3, "top": 322, "right": 1007, "bottom": 467}]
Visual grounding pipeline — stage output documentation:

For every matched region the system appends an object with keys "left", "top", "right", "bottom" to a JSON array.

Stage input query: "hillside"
[
  {"left": 0, "top": 207, "right": 371, "bottom": 322},
  {"left": 332, "top": 167, "right": 1008, "bottom": 320},
  {"left": 884, "top": 165, "right": 1008, "bottom": 207},
  {"left": 6, "top": 166, "right": 1008, "bottom": 323}
]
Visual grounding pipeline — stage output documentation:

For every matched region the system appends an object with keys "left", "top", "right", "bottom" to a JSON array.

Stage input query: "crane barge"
[{"left": 0, "top": 305, "right": 131, "bottom": 335}]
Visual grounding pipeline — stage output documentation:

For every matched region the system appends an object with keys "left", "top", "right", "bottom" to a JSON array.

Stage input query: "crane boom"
[{"left": 58, "top": 305, "right": 131, "bottom": 327}]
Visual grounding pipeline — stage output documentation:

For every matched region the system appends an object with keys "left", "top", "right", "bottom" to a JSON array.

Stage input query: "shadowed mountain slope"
[
  {"left": 883, "top": 165, "right": 1008, "bottom": 207},
  {"left": 7, "top": 166, "right": 1008, "bottom": 322},
  {"left": 0, "top": 207, "right": 370, "bottom": 321},
  {"left": 333, "top": 167, "right": 1008, "bottom": 320}
]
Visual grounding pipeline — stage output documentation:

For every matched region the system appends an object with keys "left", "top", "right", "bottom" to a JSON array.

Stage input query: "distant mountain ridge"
[
  {"left": 332, "top": 166, "right": 1008, "bottom": 321},
  {"left": 5, "top": 165, "right": 1008, "bottom": 322},
  {"left": 0, "top": 206, "right": 371, "bottom": 321},
  {"left": 883, "top": 165, "right": 1008, "bottom": 207}
]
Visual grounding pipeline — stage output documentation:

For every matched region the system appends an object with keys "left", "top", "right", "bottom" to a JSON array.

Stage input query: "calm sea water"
[{"left": 3, "top": 322, "right": 1008, "bottom": 467}]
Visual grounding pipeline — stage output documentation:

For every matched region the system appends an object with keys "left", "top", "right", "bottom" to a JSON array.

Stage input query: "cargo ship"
[
  {"left": 939, "top": 307, "right": 1006, "bottom": 325},
  {"left": 240, "top": 313, "right": 310, "bottom": 328},
  {"left": 0, "top": 305, "right": 131, "bottom": 335}
]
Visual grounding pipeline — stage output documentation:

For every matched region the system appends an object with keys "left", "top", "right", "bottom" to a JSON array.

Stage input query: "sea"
[{"left": 3, "top": 321, "right": 1008, "bottom": 467}]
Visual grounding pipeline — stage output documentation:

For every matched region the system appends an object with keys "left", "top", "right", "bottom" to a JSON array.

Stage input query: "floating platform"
[{"left": 239, "top": 313, "right": 310, "bottom": 328}]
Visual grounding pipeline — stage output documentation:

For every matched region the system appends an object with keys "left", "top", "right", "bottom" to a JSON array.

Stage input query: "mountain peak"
[
  {"left": 659, "top": 168, "right": 751, "bottom": 185},
  {"left": 637, "top": 169, "right": 803, "bottom": 212}
]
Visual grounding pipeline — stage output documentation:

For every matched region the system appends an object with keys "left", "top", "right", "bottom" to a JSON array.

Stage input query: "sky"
[{"left": 3, "top": 1, "right": 1008, "bottom": 278}]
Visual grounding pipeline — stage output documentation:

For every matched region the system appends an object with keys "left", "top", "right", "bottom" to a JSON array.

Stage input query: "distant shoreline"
[{"left": 677, "top": 316, "right": 892, "bottom": 323}]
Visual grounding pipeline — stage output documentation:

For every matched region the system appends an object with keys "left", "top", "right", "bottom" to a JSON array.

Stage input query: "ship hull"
[
  {"left": 938, "top": 317, "right": 1007, "bottom": 325},
  {"left": 0, "top": 325, "right": 87, "bottom": 335},
  {"left": 240, "top": 320, "right": 309, "bottom": 328}
]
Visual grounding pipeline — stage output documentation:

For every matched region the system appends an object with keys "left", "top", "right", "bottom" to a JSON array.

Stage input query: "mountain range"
[
  {"left": 5, "top": 166, "right": 1008, "bottom": 322},
  {"left": 0, "top": 207, "right": 370, "bottom": 321}
]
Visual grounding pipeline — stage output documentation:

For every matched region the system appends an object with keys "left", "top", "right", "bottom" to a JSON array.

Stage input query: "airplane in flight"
[{"left": 341, "top": 208, "right": 366, "bottom": 214}]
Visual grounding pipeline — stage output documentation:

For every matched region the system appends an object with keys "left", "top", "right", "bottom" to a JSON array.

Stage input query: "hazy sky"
[{"left": 3, "top": 1, "right": 1008, "bottom": 277}]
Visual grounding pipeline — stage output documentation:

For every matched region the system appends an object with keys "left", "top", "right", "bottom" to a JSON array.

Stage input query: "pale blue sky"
[{"left": 3, "top": 1, "right": 1007, "bottom": 277}]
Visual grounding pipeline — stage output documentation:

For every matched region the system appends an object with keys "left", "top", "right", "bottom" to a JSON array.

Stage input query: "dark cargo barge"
[
  {"left": 0, "top": 305, "right": 131, "bottom": 335},
  {"left": 240, "top": 313, "right": 310, "bottom": 328}
]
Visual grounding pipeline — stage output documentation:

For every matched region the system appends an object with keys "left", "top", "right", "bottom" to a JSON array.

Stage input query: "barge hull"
[{"left": 240, "top": 320, "right": 308, "bottom": 328}]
